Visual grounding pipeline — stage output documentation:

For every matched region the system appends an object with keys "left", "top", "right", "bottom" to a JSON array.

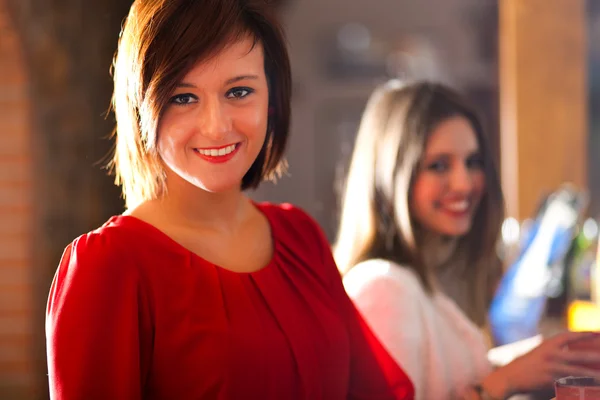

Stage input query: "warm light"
[
  {"left": 568, "top": 300, "right": 600, "bottom": 332},
  {"left": 501, "top": 217, "right": 520, "bottom": 244}
]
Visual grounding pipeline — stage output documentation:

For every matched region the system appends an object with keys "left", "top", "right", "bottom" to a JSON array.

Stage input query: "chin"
[
  {"left": 187, "top": 175, "right": 243, "bottom": 194},
  {"left": 436, "top": 224, "right": 472, "bottom": 238},
  {"left": 199, "top": 181, "right": 242, "bottom": 194}
]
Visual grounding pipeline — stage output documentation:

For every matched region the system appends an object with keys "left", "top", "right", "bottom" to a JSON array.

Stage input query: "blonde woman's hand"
[{"left": 480, "top": 331, "right": 600, "bottom": 399}]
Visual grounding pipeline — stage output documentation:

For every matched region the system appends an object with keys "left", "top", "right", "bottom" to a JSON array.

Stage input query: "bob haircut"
[{"left": 110, "top": 0, "right": 292, "bottom": 208}]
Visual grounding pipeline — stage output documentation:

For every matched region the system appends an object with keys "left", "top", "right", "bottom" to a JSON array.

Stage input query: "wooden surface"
[{"left": 499, "top": 0, "right": 588, "bottom": 220}]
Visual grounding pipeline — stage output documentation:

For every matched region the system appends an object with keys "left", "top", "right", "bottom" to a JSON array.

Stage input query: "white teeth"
[
  {"left": 196, "top": 144, "right": 236, "bottom": 157},
  {"left": 445, "top": 201, "right": 469, "bottom": 212}
]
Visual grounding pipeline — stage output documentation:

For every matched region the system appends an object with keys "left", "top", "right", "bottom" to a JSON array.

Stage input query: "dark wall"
[{"left": 5, "top": 1, "right": 133, "bottom": 397}]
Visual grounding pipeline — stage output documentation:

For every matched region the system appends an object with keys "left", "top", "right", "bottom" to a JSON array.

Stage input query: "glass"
[{"left": 555, "top": 377, "right": 600, "bottom": 399}]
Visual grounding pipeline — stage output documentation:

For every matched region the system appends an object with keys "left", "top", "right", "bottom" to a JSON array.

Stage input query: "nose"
[
  {"left": 198, "top": 97, "right": 231, "bottom": 140},
  {"left": 449, "top": 164, "right": 474, "bottom": 194}
]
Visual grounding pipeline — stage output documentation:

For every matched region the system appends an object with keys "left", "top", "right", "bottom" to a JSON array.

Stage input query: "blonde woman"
[{"left": 336, "top": 80, "right": 600, "bottom": 399}]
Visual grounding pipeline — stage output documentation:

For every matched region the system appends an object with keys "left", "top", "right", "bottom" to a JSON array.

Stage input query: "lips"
[
  {"left": 193, "top": 143, "right": 240, "bottom": 164},
  {"left": 195, "top": 143, "right": 237, "bottom": 157},
  {"left": 436, "top": 198, "right": 473, "bottom": 217},
  {"left": 443, "top": 200, "right": 470, "bottom": 213}
]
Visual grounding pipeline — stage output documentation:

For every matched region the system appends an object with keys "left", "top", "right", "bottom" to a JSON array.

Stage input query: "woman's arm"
[
  {"left": 46, "top": 233, "right": 149, "bottom": 400},
  {"left": 344, "top": 264, "right": 425, "bottom": 399},
  {"left": 466, "top": 331, "right": 600, "bottom": 399}
]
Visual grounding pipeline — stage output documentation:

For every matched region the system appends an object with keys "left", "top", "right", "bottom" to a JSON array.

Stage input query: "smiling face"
[
  {"left": 410, "top": 116, "right": 486, "bottom": 237},
  {"left": 156, "top": 35, "right": 269, "bottom": 194}
]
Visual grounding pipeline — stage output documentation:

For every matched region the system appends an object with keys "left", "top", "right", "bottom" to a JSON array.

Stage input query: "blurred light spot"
[
  {"left": 502, "top": 217, "right": 520, "bottom": 244},
  {"left": 583, "top": 218, "right": 598, "bottom": 240}
]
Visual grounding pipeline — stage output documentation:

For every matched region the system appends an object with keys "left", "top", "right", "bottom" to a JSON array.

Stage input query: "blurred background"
[{"left": 0, "top": 0, "right": 598, "bottom": 398}]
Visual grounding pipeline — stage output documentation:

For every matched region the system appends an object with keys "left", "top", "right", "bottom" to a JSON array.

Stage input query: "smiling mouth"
[
  {"left": 192, "top": 143, "right": 241, "bottom": 164},
  {"left": 435, "top": 198, "right": 477, "bottom": 218},
  {"left": 194, "top": 143, "right": 239, "bottom": 157},
  {"left": 443, "top": 200, "right": 470, "bottom": 213}
]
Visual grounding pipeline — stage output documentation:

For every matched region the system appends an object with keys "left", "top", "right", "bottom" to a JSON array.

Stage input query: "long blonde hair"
[{"left": 334, "top": 80, "right": 504, "bottom": 325}]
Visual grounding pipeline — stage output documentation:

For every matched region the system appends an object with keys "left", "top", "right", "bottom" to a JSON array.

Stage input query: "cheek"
[
  {"left": 236, "top": 106, "right": 268, "bottom": 139},
  {"left": 410, "top": 176, "right": 441, "bottom": 226},
  {"left": 472, "top": 171, "right": 486, "bottom": 197},
  {"left": 411, "top": 175, "right": 442, "bottom": 206},
  {"left": 156, "top": 127, "right": 191, "bottom": 164},
  {"left": 157, "top": 134, "right": 176, "bottom": 159},
  {"left": 157, "top": 112, "right": 194, "bottom": 146}
]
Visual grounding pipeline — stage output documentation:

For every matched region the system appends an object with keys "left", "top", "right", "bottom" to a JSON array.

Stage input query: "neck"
[
  {"left": 151, "top": 170, "right": 251, "bottom": 234},
  {"left": 415, "top": 227, "right": 458, "bottom": 270}
]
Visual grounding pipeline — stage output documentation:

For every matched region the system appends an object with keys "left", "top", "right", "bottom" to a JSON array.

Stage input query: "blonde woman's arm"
[{"left": 344, "top": 261, "right": 426, "bottom": 398}]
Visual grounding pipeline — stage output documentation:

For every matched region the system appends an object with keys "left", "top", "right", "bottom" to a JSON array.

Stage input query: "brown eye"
[
  {"left": 427, "top": 161, "right": 448, "bottom": 173},
  {"left": 466, "top": 157, "right": 484, "bottom": 170},
  {"left": 169, "top": 93, "right": 198, "bottom": 105},
  {"left": 226, "top": 87, "right": 254, "bottom": 99}
]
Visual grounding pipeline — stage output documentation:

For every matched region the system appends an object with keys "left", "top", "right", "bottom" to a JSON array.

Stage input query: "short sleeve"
[
  {"left": 46, "top": 232, "right": 151, "bottom": 400},
  {"left": 286, "top": 206, "right": 415, "bottom": 400}
]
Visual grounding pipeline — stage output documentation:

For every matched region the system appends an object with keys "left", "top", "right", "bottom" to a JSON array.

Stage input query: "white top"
[{"left": 344, "top": 259, "right": 493, "bottom": 400}]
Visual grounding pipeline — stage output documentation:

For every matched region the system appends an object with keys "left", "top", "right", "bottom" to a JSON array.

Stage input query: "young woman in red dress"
[{"left": 44, "top": 1, "right": 414, "bottom": 399}]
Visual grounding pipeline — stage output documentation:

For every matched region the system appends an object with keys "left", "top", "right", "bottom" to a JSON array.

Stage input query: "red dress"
[{"left": 46, "top": 203, "right": 414, "bottom": 400}]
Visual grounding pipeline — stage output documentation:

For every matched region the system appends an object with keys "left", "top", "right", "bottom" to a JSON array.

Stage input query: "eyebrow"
[
  {"left": 423, "top": 150, "right": 481, "bottom": 160},
  {"left": 176, "top": 75, "right": 259, "bottom": 88}
]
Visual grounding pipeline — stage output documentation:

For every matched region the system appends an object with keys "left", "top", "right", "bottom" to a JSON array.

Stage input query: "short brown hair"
[{"left": 110, "top": 0, "right": 291, "bottom": 208}]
